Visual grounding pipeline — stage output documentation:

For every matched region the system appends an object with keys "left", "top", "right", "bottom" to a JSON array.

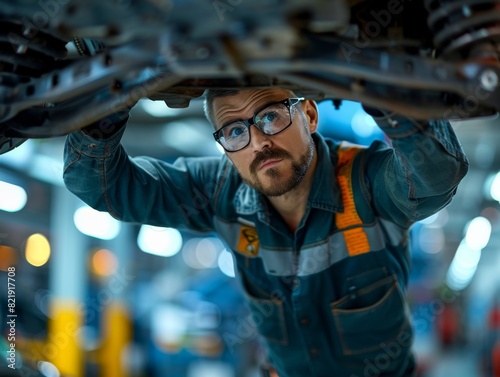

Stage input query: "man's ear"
[{"left": 302, "top": 100, "right": 319, "bottom": 133}]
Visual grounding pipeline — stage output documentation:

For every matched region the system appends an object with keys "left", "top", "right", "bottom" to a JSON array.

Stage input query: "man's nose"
[{"left": 249, "top": 125, "right": 272, "bottom": 151}]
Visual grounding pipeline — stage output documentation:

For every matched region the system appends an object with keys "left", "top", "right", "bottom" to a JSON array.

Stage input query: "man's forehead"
[{"left": 213, "top": 88, "right": 294, "bottom": 126}]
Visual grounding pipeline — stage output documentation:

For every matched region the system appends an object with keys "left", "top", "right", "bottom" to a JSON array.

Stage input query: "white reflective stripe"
[
  {"left": 378, "top": 218, "right": 407, "bottom": 246},
  {"left": 365, "top": 224, "right": 386, "bottom": 251},
  {"left": 259, "top": 247, "right": 296, "bottom": 276},
  {"left": 213, "top": 217, "right": 389, "bottom": 277},
  {"left": 297, "top": 233, "right": 348, "bottom": 276},
  {"left": 295, "top": 222, "right": 385, "bottom": 276}
]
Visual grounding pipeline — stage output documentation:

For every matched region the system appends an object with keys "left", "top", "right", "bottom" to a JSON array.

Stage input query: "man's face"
[{"left": 212, "top": 89, "right": 318, "bottom": 197}]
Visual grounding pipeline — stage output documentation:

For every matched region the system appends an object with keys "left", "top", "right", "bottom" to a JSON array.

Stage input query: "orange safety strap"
[{"left": 335, "top": 143, "right": 371, "bottom": 256}]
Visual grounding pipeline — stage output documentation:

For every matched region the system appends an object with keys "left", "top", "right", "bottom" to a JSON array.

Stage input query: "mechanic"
[{"left": 63, "top": 88, "right": 468, "bottom": 377}]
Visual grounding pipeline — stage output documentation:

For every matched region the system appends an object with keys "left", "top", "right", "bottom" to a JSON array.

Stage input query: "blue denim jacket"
[{"left": 63, "top": 114, "right": 468, "bottom": 377}]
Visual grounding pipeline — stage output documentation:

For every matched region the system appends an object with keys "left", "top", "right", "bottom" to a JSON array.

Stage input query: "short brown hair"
[{"left": 203, "top": 89, "right": 240, "bottom": 128}]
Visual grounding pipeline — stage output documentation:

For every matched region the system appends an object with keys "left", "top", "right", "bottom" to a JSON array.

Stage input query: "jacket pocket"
[
  {"left": 330, "top": 273, "right": 411, "bottom": 356},
  {"left": 239, "top": 272, "right": 288, "bottom": 346}
]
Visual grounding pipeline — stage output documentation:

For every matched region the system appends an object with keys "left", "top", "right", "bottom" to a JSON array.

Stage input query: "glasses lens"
[
  {"left": 255, "top": 103, "right": 291, "bottom": 135},
  {"left": 218, "top": 122, "right": 249, "bottom": 151}
]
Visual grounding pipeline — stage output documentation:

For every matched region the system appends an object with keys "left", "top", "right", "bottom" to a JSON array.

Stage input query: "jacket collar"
[
  {"left": 233, "top": 133, "right": 344, "bottom": 216},
  {"left": 308, "top": 133, "right": 344, "bottom": 213}
]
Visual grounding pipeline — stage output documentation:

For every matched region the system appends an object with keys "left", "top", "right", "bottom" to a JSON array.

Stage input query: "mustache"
[{"left": 250, "top": 147, "right": 292, "bottom": 173}]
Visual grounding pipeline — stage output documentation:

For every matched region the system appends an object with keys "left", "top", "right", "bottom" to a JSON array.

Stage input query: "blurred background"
[{"left": 0, "top": 98, "right": 499, "bottom": 377}]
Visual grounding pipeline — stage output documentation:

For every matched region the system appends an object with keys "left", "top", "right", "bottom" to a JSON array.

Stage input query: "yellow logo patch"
[{"left": 236, "top": 226, "right": 259, "bottom": 256}]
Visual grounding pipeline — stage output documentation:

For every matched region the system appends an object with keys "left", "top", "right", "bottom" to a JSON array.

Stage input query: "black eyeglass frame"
[{"left": 212, "top": 97, "right": 305, "bottom": 152}]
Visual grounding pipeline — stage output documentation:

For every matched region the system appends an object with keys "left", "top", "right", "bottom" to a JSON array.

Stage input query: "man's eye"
[
  {"left": 224, "top": 125, "right": 246, "bottom": 139},
  {"left": 262, "top": 111, "right": 278, "bottom": 123}
]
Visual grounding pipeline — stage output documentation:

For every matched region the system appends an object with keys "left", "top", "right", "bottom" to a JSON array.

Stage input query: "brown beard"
[{"left": 244, "top": 138, "right": 315, "bottom": 197}]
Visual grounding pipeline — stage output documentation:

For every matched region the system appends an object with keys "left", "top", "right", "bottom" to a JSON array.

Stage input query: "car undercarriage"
[{"left": 1, "top": 0, "right": 499, "bottom": 153}]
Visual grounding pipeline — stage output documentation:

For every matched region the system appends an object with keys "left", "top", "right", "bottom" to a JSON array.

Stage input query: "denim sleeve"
[
  {"left": 363, "top": 114, "right": 469, "bottom": 228},
  {"left": 63, "top": 126, "right": 221, "bottom": 232}
]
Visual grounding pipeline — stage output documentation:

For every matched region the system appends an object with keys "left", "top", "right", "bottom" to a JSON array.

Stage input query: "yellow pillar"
[
  {"left": 100, "top": 302, "right": 132, "bottom": 377},
  {"left": 47, "top": 300, "right": 83, "bottom": 377},
  {"left": 99, "top": 223, "right": 134, "bottom": 377}
]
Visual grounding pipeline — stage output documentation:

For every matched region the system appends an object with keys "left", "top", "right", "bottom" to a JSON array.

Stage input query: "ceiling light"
[
  {"left": 218, "top": 249, "right": 235, "bottom": 278},
  {"left": 137, "top": 225, "right": 182, "bottom": 257},
  {"left": 0, "top": 181, "right": 27, "bottom": 212},
  {"left": 465, "top": 216, "right": 491, "bottom": 250},
  {"left": 489, "top": 171, "right": 500, "bottom": 202},
  {"left": 73, "top": 205, "right": 121, "bottom": 240}
]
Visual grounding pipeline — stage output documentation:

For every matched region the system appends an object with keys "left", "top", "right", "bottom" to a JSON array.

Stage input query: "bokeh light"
[{"left": 25, "top": 233, "right": 51, "bottom": 267}]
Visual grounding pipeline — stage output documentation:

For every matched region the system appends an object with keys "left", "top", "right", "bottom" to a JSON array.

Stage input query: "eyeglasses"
[{"left": 213, "top": 97, "right": 305, "bottom": 152}]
